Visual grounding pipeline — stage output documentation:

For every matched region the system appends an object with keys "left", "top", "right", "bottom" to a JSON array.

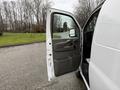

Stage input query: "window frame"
[
  {"left": 83, "top": 9, "right": 100, "bottom": 35},
  {"left": 51, "top": 12, "right": 80, "bottom": 40},
  {"left": 82, "top": 7, "right": 102, "bottom": 32},
  {"left": 82, "top": 6, "right": 102, "bottom": 60}
]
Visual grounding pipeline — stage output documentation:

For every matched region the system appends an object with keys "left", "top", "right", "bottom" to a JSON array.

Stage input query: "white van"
[{"left": 46, "top": 0, "right": 120, "bottom": 90}]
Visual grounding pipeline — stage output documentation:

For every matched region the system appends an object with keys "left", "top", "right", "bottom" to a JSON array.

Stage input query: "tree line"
[
  {"left": 0, "top": 0, "right": 52, "bottom": 33},
  {"left": 74, "top": 0, "right": 104, "bottom": 28}
]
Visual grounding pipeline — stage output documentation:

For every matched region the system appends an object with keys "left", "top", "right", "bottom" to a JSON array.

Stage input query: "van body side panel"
[{"left": 90, "top": 0, "right": 120, "bottom": 90}]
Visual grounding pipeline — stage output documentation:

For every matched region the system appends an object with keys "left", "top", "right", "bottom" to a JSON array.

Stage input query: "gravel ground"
[{"left": 0, "top": 43, "right": 87, "bottom": 90}]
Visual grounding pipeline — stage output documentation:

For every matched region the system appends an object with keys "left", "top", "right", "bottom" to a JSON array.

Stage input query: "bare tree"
[
  {"left": 74, "top": 0, "right": 95, "bottom": 27},
  {"left": 3, "top": 1, "right": 9, "bottom": 31},
  {"left": 10, "top": 1, "right": 18, "bottom": 31},
  {"left": 95, "top": 0, "right": 104, "bottom": 5},
  {"left": 0, "top": 3, "right": 4, "bottom": 35},
  {"left": 74, "top": 0, "right": 104, "bottom": 27},
  {"left": 22, "top": 0, "right": 52, "bottom": 32},
  {"left": 42, "top": 0, "right": 52, "bottom": 30},
  {"left": 0, "top": 0, "right": 52, "bottom": 33}
]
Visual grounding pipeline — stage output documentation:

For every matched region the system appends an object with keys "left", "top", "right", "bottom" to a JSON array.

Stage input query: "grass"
[{"left": 0, "top": 33, "right": 46, "bottom": 47}]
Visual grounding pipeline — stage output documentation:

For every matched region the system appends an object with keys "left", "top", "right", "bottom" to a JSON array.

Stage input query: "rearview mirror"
[{"left": 69, "top": 29, "right": 76, "bottom": 37}]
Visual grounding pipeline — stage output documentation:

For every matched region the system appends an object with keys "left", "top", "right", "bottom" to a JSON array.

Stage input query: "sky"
[
  {"left": 52, "top": 0, "right": 78, "bottom": 13},
  {"left": 3, "top": 0, "right": 78, "bottom": 13}
]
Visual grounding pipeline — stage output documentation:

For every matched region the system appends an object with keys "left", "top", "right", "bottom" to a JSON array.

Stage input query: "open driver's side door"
[{"left": 46, "top": 8, "right": 82, "bottom": 81}]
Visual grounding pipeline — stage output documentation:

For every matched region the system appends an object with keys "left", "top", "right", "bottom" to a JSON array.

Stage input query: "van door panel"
[
  {"left": 53, "top": 38, "right": 80, "bottom": 76},
  {"left": 46, "top": 9, "right": 82, "bottom": 80}
]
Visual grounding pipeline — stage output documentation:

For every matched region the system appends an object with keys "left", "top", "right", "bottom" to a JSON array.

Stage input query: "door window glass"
[
  {"left": 52, "top": 14, "right": 79, "bottom": 40},
  {"left": 83, "top": 10, "right": 100, "bottom": 59}
]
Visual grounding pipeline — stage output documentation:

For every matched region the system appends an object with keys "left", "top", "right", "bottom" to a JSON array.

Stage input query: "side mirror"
[{"left": 69, "top": 29, "right": 76, "bottom": 37}]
